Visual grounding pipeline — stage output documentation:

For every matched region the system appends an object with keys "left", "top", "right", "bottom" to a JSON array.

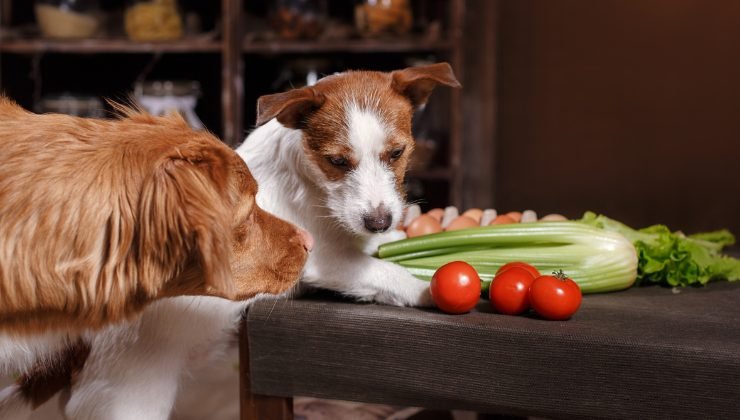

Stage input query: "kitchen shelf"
[
  {"left": 0, "top": 37, "right": 222, "bottom": 54},
  {"left": 0, "top": 0, "right": 465, "bottom": 208},
  {"left": 0, "top": 37, "right": 451, "bottom": 55},
  {"left": 243, "top": 38, "right": 452, "bottom": 54}
]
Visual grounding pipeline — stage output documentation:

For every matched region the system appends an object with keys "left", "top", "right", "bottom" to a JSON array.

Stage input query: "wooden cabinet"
[{"left": 0, "top": 0, "right": 465, "bottom": 209}]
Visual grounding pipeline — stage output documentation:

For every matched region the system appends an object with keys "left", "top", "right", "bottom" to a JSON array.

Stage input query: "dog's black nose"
[{"left": 363, "top": 206, "right": 393, "bottom": 233}]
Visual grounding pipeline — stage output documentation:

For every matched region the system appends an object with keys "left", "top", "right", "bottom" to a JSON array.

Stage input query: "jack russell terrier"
[{"left": 239, "top": 61, "right": 460, "bottom": 306}]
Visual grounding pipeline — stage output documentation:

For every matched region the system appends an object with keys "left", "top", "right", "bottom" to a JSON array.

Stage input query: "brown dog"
[{"left": 0, "top": 97, "right": 309, "bottom": 336}]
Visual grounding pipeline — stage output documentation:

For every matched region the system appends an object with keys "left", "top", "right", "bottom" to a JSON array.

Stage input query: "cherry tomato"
[
  {"left": 495, "top": 261, "right": 541, "bottom": 279},
  {"left": 529, "top": 272, "right": 582, "bottom": 320},
  {"left": 430, "top": 261, "right": 481, "bottom": 314},
  {"left": 488, "top": 267, "right": 536, "bottom": 315}
]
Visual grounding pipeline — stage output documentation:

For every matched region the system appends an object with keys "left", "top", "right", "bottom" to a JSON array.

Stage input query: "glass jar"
[
  {"left": 354, "top": 0, "right": 413, "bottom": 37},
  {"left": 124, "top": 0, "right": 183, "bottom": 42},
  {"left": 34, "top": 0, "right": 101, "bottom": 39},
  {"left": 37, "top": 93, "right": 105, "bottom": 118},
  {"left": 269, "top": 0, "right": 327, "bottom": 40},
  {"left": 134, "top": 80, "right": 204, "bottom": 130}
]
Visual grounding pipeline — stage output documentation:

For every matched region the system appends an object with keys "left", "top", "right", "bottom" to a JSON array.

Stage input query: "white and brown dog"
[
  {"left": 1, "top": 63, "right": 459, "bottom": 420},
  {"left": 240, "top": 62, "right": 460, "bottom": 306}
]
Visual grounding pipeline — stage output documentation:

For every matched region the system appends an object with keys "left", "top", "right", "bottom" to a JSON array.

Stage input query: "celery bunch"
[
  {"left": 378, "top": 221, "right": 639, "bottom": 294},
  {"left": 378, "top": 213, "right": 740, "bottom": 294}
]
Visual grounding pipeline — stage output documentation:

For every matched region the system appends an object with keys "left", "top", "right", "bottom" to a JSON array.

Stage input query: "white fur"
[
  {"left": 0, "top": 333, "right": 72, "bottom": 420},
  {"left": 0, "top": 384, "right": 32, "bottom": 420},
  {"left": 0, "top": 332, "right": 71, "bottom": 375},
  {"left": 331, "top": 105, "right": 405, "bottom": 236},
  {"left": 0, "top": 98, "right": 431, "bottom": 420},
  {"left": 63, "top": 297, "right": 246, "bottom": 420}
]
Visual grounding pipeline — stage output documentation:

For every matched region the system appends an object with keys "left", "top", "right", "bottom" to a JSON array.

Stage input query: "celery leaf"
[{"left": 580, "top": 212, "right": 740, "bottom": 286}]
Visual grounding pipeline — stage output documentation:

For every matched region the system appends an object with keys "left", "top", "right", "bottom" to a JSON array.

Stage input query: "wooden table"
[{"left": 239, "top": 281, "right": 740, "bottom": 419}]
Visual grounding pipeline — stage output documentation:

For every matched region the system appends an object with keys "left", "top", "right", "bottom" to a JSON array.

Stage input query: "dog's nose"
[
  {"left": 363, "top": 206, "right": 393, "bottom": 233},
  {"left": 296, "top": 228, "right": 314, "bottom": 252}
]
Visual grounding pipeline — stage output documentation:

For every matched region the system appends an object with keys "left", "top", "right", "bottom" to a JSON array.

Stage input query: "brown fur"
[
  {"left": 0, "top": 98, "right": 308, "bottom": 334},
  {"left": 255, "top": 62, "right": 461, "bottom": 195}
]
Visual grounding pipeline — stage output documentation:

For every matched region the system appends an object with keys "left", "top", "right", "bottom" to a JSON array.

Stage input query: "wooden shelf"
[
  {"left": 0, "top": 37, "right": 222, "bottom": 54},
  {"left": 0, "top": 0, "right": 466, "bottom": 207},
  {"left": 243, "top": 38, "right": 453, "bottom": 54}
]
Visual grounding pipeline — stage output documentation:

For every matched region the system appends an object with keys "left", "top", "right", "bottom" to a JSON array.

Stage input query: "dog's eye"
[
  {"left": 328, "top": 156, "right": 350, "bottom": 169},
  {"left": 389, "top": 147, "right": 405, "bottom": 161}
]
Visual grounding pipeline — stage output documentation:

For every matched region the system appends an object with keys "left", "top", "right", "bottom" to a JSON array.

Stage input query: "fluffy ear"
[
  {"left": 256, "top": 87, "right": 326, "bottom": 128},
  {"left": 391, "top": 62, "right": 462, "bottom": 108},
  {"left": 138, "top": 146, "right": 235, "bottom": 299}
]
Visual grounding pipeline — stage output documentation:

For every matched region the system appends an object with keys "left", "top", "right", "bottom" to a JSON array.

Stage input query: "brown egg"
[
  {"left": 396, "top": 209, "right": 407, "bottom": 230},
  {"left": 427, "top": 208, "right": 444, "bottom": 222},
  {"left": 445, "top": 215, "right": 479, "bottom": 231},
  {"left": 461, "top": 208, "right": 483, "bottom": 223},
  {"left": 540, "top": 213, "right": 568, "bottom": 222},
  {"left": 505, "top": 211, "right": 522, "bottom": 222},
  {"left": 489, "top": 214, "right": 516, "bottom": 225},
  {"left": 405, "top": 214, "right": 443, "bottom": 238}
]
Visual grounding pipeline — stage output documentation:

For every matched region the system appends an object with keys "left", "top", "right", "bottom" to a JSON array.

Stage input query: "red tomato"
[
  {"left": 430, "top": 261, "right": 481, "bottom": 314},
  {"left": 529, "top": 272, "right": 582, "bottom": 320},
  {"left": 495, "top": 261, "right": 541, "bottom": 279},
  {"left": 488, "top": 267, "right": 536, "bottom": 315}
]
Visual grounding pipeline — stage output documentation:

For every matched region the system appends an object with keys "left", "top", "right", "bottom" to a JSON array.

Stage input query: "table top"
[{"left": 247, "top": 281, "right": 740, "bottom": 419}]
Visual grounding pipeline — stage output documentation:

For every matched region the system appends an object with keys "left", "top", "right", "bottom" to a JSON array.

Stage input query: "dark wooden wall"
[
  {"left": 461, "top": 0, "right": 497, "bottom": 209},
  {"left": 492, "top": 0, "right": 740, "bottom": 235}
]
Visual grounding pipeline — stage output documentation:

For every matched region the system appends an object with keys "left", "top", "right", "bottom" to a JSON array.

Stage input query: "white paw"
[
  {"left": 374, "top": 268, "right": 433, "bottom": 307},
  {"left": 416, "top": 287, "right": 435, "bottom": 307}
]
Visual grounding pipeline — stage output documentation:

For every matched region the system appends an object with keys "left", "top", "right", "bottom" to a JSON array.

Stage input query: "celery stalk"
[{"left": 378, "top": 221, "right": 639, "bottom": 294}]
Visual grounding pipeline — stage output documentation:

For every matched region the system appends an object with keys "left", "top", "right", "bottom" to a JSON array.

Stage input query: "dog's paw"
[
  {"left": 417, "top": 287, "right": 435, "bottom": 307},
  {"left": 373, "top": 269, "right": 434, "bottom": 307},
  {"left": 375, "top": 285, "right": 433, "bottom": 307}
]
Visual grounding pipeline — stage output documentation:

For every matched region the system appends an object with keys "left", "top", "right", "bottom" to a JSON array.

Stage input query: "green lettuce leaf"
[
  {"left": 688, "top": 230, "right": 736, "bottom": 251},
  {"left": 580, "top": 212, "right": 740, "bottom": 287}
]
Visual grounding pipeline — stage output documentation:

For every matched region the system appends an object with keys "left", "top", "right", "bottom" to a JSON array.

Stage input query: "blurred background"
[{"left": 1, "top": 0, "right": 738, "bottom": 235}]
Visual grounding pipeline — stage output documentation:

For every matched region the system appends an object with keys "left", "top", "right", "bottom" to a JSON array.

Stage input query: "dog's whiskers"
[{"left": 404, "top": 198, "right": 426, "bottom": 207}]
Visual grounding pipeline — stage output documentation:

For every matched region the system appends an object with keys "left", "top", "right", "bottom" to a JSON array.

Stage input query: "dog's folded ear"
[
  {"left": 256, "top": 88, "right": 326, "bottom": 128},
  {"left": 138, "top": 145, "right": 235, "bottom": 299},
  {"left": 391, "top": 62, "right": 462, "bottom": 108}
]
